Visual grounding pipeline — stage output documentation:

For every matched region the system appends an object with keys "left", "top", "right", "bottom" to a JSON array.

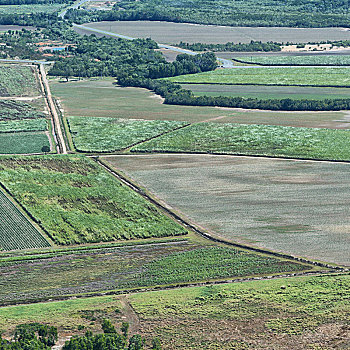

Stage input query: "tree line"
[
  {"left": 63, "top": 0, "right": 350, "bottom": 28},
  {"left": 0, "top": 320, "right": 161, "bottom": 350}
]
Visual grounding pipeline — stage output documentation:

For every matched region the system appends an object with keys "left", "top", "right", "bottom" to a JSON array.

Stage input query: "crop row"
[
  {"left": 0, "top": 189, "right": 50, "bottom": 251},
  {"left": 132, "top": 122, "right": 350, "bottom": 161},
  {"left": 234, "top": 55, "right": 350, "bottom": 66},
  {"left": 0, "top": 100, "right": 46, "bottom": 120},
  {"left": 0, "top": 132, "right": 50, "bottom": 154},
  {"left": 167, "top": 66, "right": 350, "bottom": 87},
  {"left": 0, "top": 156, "right": 187, "bottom": 245},
  {"left": 0, "top": 65, "right": 40, "bottom": 97},
  {"left": 0, "top": 118, "right": 48, "bottom": 133},
  {"left": 68, "top": 116, "right": 189, "bottom": 153}
]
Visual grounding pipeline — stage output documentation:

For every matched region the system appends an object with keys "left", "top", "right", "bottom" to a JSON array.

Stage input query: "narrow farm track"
[
  {"left": 95, "top": 158, "right": 348, "bottom": 271},
  {"left": 39, "top": 64, "right": 67, "bottom": 154},
  {"left": 119, "top": 295, "right": 140, "bottom": 334}
]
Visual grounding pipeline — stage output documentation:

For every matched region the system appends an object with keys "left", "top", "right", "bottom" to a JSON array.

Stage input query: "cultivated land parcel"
[{"left": 1, "top": 0, "right": 350, "bottom": 347}]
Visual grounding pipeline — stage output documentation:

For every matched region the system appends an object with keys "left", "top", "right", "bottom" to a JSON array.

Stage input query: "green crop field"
[
  {"left": 0, "top": 240, "right": 310, "bottom": 305},
  {"left": 0, "top": 118, "right": 47, "bottom": 133},
  {"left": 0, "top": 132, "right": 50, "bottom": 154},
  {"left": 234, "top": 54, "right": 350, "bottom": 66},
  {"left": 108, "top": 154, "right": 350, "bottom": 265},
  {"left": 0, "top": 189, "right": 50, "bottom": 251},
  {"left": 0, "top": 275, "right": 347, "bottom": 348},
  {"left": 0, "top": 65, "right": 40, "bottom": 97},
  {"left": 132, "top": 123, "right": 350, "bottom": 161},
  {"left": 50, "top": 78, "right": 349, "bottom": 129},
  {"left": 0, "top": 4, "right": 64, "bottom": 14},
  {"left": 0, "top": 100, "right": 46, "bottom": 121},
  {"left": 167, "top": 67, "right": 350, "bottom": 87},
  {"left": 0, "top": 155, "right": 186, "bottom": 245},
  {"left": 68, "top": 116, "right": 188, "bottom": 153},
  {"left": 129, "top": 275, "right": 350, "bottom": 349},
  {"left": 81, "top": 21, "right": 350, "bottom": 44},
  {"left": 184, "top": 84, "right": 350, "bottom": 101}
]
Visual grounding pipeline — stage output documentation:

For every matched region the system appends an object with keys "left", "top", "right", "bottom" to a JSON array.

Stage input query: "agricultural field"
[
  {"left": 0, "top": 275, "right": 348, "bottom": 349},
  {"left": 68, "top": 116, "right": 188, "bottom": 153},
  {"left": 234, "top": 54, "right": 350, "bottom": 66},
  {"left": 0, "top": 25, "right": 35, "bottom": 32},
  {"left": 0, "top": 118, "right": 47, "bottom": 133},
  {"left": 0, "top": 65, "right": 40, "bottom": 97},
  {"left": 184, "top": 84, "right": 350, "bottom": 102},
  {"left": 0, "top": 155, "right": 186, "bottom": 245},
  {"left": 0, "top": 132, "right": 50, "bottom": 154},
  {"left": 0, "top": 4, "right": 65, "bottom": 14},
  {"left": 50, "top": 78, "right": 349, "bottom": 129},
  {"left": 130, "top": 275, "right": 350, "bottom": 349},
  {"left": 106, "top": 154, "right": 350, "bottom": 265},
  {"left": 167, "top": 66, "right": 350, "bottom": 87},
  {"left": 0, "top": 239, "right": 311, "bottom": 305},
  {"left": 0, "top": 188, "right": 50, "bottom": 251},
  {"left": 132, "top": 123, "right": 350, "bottom": 161},
  {"left": 83, "top": 21, "right": 350, "bottom": 44},
  {"left": 0, "top": 100, "right": 46, "bottom": 121}
]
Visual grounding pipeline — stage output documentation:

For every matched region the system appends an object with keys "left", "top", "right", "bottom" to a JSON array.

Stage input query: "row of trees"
[
  {"left": 118, "top": 74, "right": 350, "bottom": 111},
  {"left": 0, "top": 321, "right": 162, "bottom": 350},
  {"left": 62, "top": 320, "right": 161, "bottom": 350},
  {"left": 176, "top": 41, "right": 282, "bottom": 52}
]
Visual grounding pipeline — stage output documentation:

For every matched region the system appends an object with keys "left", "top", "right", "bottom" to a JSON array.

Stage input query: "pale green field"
[
  {"left": 50, "top": 79, "right": 349, "bottom": 129},
  {"left": 106, "top": 154, "right": 350, "bottom": 266},
  {"left": 0, "top": 4, "right": 64, "bottom": 14},
  {"left": 167, "top": 67, "right": 350, "bottom": 87}
]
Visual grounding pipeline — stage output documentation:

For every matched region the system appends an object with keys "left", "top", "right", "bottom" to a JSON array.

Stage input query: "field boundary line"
[
  {"left": 95, "top": 157, "right": 348, "bottom": 271},
  {"left": 1, "top": 270, "right": 348, "bottom": 308},
  {"left": 128, "top": 150, "right": 350, "bottom": 165}
]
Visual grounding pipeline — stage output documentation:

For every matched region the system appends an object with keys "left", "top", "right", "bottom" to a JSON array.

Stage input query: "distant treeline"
[
  {"left": 64, "top": 0, "right": 350, "bottom": 27},
  {"left": 176, "top": 41, "right": 282, "bottom": 52},
  {"left": 119, "top": 76, "right": 350, "bottom": 111}
]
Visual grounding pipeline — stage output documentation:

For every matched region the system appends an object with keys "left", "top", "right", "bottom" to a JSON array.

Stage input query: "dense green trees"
[
  {"left": 0, "top": 323, "right": 57, "bottom": 350},
  {"left": 64, "top": 0, "right": 350, "bottom": 27}
]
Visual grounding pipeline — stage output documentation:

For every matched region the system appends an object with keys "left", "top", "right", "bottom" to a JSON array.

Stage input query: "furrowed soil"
[{"left": 105, "top": 154, "right": 350, "bottom": 266}]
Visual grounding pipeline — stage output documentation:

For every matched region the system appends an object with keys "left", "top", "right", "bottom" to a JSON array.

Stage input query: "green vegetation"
[
  {"left": 68, "top": 117, "right": 188, "bottom": 153},
  {"left": 0, "top": 118, "right": 47, "bottom": 133},
  {"left": 0, "top": 155, "right": 186, "bottom": 245},
  {"left": 0, "top": 132, "right": 50, "bottom": 154},
  {"left": 0, "top": 323, "right": 57, "bottom": 350},
  {"left": 133, "top": 123, "right": 350, "bottom": 161},
  {"left": 130, "top": 275, "right": 350, "bottom": 349},
  {"left": 0, "top": 237, "right": 310, "bottom": 305},
  {"left": 133, "top": 247, "right": 307, "bottom": 287},
  {"left": 0, "top": 4, "right": 64, "bottom": 14},
  {"left": 0, "top": 65, "right": 39, "bottom": 96},
  {"left": 0, "top": 188, "right": 50, "bottom": 251},
  {"left": 234, "top": 54, "right": 350, "bottom": 66},
  {"left": 65, "top": 0, "right": 350, "bottom": 28},
  {"left": 166, "top": 67, "right": 350, "bottom": 87},
  {"left": 185, "top": 84, "right": 350, "bottom": 101},
  {"left": 50, "top": 79, "right": 350, "bottom": 129},
  {"left": 0, "top": 100, "right": 46, "bottom": 121},
  {"left": 178, "top": 41, "right": 282, "bottom": 52}
]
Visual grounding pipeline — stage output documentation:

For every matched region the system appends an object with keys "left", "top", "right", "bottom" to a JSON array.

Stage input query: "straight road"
[{"left": 39, "top": 64, "right": 67, "bottom": 154}]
